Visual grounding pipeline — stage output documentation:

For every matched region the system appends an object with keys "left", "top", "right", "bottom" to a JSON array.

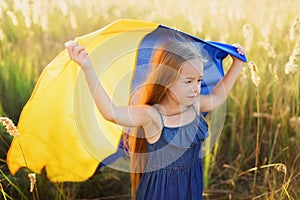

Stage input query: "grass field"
[{"left": 0, "top": 0, "right": 300, "bottom": 199}]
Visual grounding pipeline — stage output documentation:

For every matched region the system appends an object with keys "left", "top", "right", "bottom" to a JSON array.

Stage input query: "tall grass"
[{"left": 0, "top": 0, "right": 300, "bottom": 199}]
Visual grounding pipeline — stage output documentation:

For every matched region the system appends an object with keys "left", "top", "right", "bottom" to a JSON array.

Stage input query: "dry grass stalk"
[
  {"left": 289, "top": 116, "right": 300, "bottom": 137},
  {"left": 28, "top": 173, "right": 37, "bottom": 193},
  {"left": 243, "top": 24, "right": 253, "bottom": 51},
  {"left": 285, "top": 47, "right": 300, "bottom": 74},
  {"left": 248, "top": 61, "right": 261, "bottom": 87},
  {"left": 6, "top": 10, "right": 18, "bottom": 26},
  {"left": 258, "top": 42, "right": 277, "bottom": 59},
  {"left": 289, "top": 16, "right": 299, "bottom": 41}
]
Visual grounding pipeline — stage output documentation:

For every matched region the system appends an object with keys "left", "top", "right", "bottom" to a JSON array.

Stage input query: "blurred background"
[{"left": 0, "top": 0, "right": 299, "bottom": 199}]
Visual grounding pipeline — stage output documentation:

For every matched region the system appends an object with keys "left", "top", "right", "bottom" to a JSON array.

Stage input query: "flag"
[{"left": 7, "top": 19, "right": 247, "bottom": 182}]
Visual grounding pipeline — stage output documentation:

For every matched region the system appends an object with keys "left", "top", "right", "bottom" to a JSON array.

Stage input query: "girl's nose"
[{"left": 192, "top": 83, "right": 199, "bottom": 93}]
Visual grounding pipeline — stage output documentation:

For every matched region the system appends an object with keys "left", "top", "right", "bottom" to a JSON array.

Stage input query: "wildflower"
[
  {"left": 285, "top": 47, "right": 300, "bottom": 74},
  {"left": 14, "top": 0, "right": 31, "bottom": 28},
  {"left": 258, "top": 42, "right": 277, "bottom": 59},
  {"left": 275, "top": 164, "right": 287, "bottom": 174},
  {"left": 248, "top": 61, "right": 261, "bottom": 87},
  {"left": 271, "top": 63, "right": 279, "bottom": 82},
  {"left": 0, "top": 117, "right": 20, "bottom": 137},
  {"left": 28, "top": 173, "right": 37, "bottom": 193},
  {"left": 285, "top": 61, "right": 298, "bottom": 74},
  {"left": 289, "top": 116, "right": 300, "bottom": 135}
]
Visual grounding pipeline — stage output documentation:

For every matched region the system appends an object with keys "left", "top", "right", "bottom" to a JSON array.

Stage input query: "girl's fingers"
[
  {"left": 65, "top": 40, "right": 89, "bottom": 64},
  {"left": 65, "top": 41, "right": 77, "bottom": 59},
  {"left": 73, "top": 45, "right": 86, "bottom": 56},
  {"left": 233, "top": 43, "right": 245, "bottom": 55},
  {"left": 65, "top": 40, "right": 78, "bottom": 48}
]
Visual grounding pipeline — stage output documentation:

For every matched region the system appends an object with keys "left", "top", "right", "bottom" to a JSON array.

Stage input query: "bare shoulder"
[
  {"left": 127, "top": 104, "right": 161, "bottom": 126},
  {"left": 144, "top": 105, "right": 163, "bottom": 128},
  {"left": 133, "top": 104, "right": 159, "bottom": 118}
]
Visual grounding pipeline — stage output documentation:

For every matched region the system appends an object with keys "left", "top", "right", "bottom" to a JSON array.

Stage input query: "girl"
[{"left": 65, "top": 40, "right": 245, "bottom": 200}]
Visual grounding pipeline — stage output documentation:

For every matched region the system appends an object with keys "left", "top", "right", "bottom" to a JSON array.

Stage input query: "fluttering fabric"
[{"left": 7, "top": 19, "right": 247, "bottom": 182}]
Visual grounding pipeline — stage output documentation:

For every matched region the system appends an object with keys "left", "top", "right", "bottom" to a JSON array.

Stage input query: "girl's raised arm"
[
  {"left": 200, "top": 44, "right": 246, "bottom": 112},
  {"left": 65, "top": 41, "right": 151, "bottom": 127}
]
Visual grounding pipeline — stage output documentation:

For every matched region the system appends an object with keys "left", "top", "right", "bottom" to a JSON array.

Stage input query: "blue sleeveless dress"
[{"left": 136, "top": 106, "right": 208, "bottom": 200}]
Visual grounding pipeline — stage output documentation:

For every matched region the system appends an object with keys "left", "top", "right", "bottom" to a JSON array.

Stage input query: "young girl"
[{"left": 65, "top": 40, "right": 245, "bottom": 200}]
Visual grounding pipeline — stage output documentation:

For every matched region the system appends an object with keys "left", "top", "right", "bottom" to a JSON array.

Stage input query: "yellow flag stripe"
[{"left": 7, "top": 19, "right": 159, "bottom": 182}]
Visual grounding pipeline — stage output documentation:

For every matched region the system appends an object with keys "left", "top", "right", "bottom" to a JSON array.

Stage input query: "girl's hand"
[
  {"left": 231, "top": 44, "right": 246, "bottom": 63},
  {"left": 233, "top": 43, "right": 246, "bottom": 55},
  {"left": 65, "top": 41, "right": 93, "bottom": 70}
]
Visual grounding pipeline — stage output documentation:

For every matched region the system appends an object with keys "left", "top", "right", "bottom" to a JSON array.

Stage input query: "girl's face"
[{"left": 167, "top": 58, "right": 203, "bottom": 106}]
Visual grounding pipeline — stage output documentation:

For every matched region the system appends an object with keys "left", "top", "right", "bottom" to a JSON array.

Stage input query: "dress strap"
[
  {"left": 191, "top": 103, "right": 208, "bottom": 124},
  {"left": 153, "top": 105, "right": 165, "bottom": 128}
]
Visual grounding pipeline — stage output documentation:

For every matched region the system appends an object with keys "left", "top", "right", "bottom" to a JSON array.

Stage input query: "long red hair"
[{"left": 124, "top": 41, "right": 204, "bottom": 199}]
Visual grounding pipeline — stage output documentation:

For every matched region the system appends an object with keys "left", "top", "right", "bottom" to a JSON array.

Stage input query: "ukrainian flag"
[{"left": 6, "top": 19, "right": 246, "bottom": 182}]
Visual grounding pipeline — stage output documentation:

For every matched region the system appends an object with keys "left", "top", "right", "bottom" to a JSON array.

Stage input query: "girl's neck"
[
  {"left": 157, "top": 101, "right": 190, "bottom": 116},
  {"left": 156, "top": 102, "right": 195, "bottom": 128}
]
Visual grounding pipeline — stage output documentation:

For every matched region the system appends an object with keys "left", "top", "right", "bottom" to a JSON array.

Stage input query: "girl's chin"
[{"left": 182, "top": 99, "right": 196, "bottom": 106}]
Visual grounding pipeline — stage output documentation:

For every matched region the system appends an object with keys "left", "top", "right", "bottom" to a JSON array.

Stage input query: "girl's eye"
[{"left": 197, "top": 79, "right": 202, "bottom": 83}]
